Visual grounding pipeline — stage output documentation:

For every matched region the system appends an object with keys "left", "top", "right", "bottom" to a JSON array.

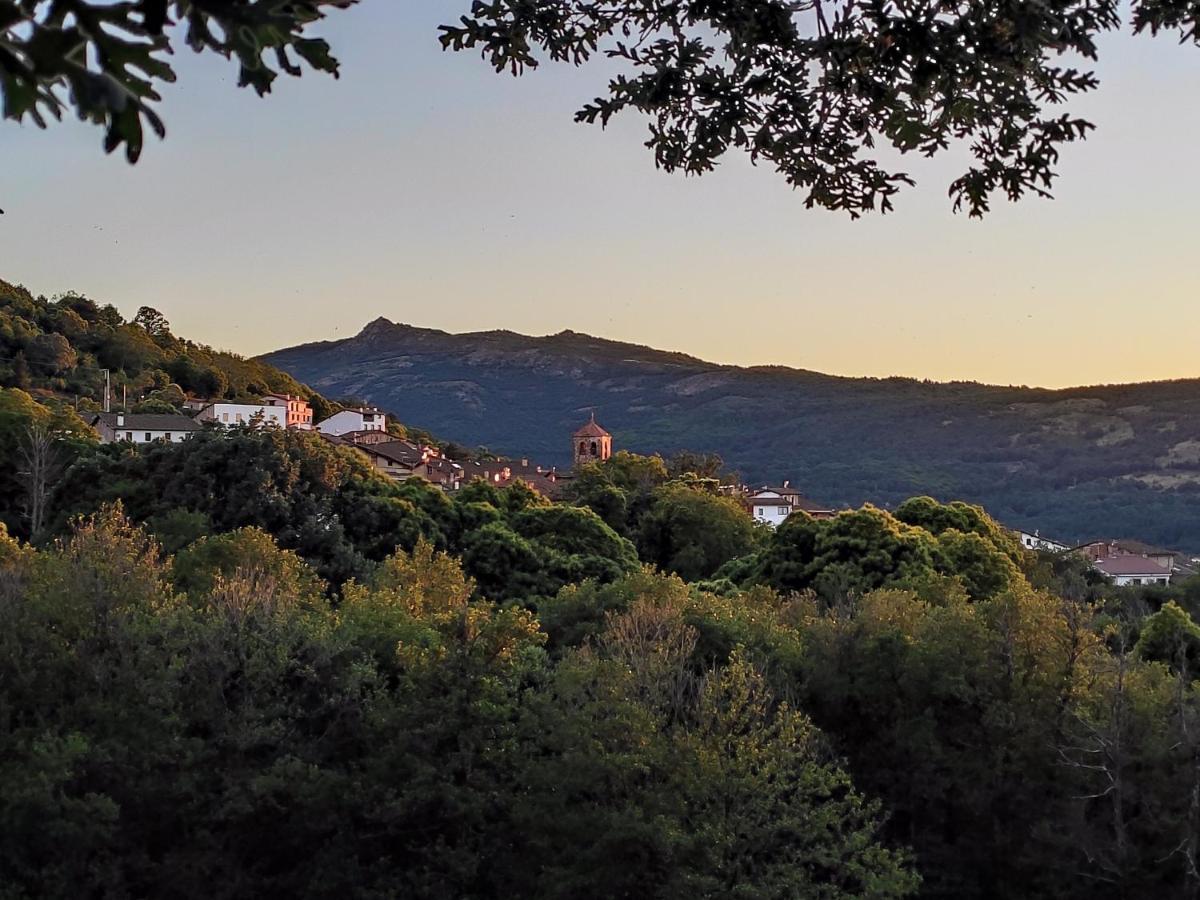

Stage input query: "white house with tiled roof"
[
  {"left": 89, "top": 412, "right": 202, "bottom": 445},
  {"left": 1018, "top": 530, "right": 1070, "bottom": 553},
  {"left": 747, "top": 483, "right": 834, "bottom": 528},
  {"left": 1092, "top": 554, "right": 1172, "bottom": 587},
  {"left": 317, "top": 406, "right": 386, "bottom": 436},
  {"left": 195, "top": 401, "right": 286, "bottom": 429}
]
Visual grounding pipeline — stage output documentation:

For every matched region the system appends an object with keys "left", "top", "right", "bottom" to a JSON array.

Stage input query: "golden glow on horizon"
[{"left": 4, "top": 2, "right": 1199, "bottom": 391}]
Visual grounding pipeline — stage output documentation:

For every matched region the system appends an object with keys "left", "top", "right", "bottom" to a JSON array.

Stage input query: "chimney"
[
  {"left": 116, "top": 413, "right": 125, "bottom": 427},
  {"left": 521, "top": 458, "right": 529, "bottom": 467},
  {"left": 783, "top": 480, "right": 790, "bottom": 489}
]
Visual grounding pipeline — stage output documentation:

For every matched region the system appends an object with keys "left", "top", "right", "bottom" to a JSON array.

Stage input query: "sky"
[{"left": 2, "top": 3, "right": 1199, "bottom": 388}]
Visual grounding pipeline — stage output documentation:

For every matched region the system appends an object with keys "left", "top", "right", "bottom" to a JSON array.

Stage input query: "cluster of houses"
[
  {"left": 86, "top": 402, "right": 838, "bottom": 518},
  {"left": 85, "top": 399, "right": 604, "bottom": 500},
  {"left": 84, "top": 402, "right": 1197, "bottom": 587},
  {"left": 89, "top": 393, "right": 320, "bottom": 443},
  {"left": 1019, "top": 530, "right": 1197, "bottom": 587},
  {"left": 323, "top": 421, "right": 569, "bottom": 498}
]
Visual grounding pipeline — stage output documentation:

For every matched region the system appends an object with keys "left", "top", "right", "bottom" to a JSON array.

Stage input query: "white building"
[
  {"left": 262, "top": 393, "right": 314, "bottom": 429},
  {"left": 1093, "top": 555, "right": 1172, "bottom": 587},
  {"left": 89, "top": 412, "right": 202, "bottom": 445},
  {"left": 195, "top": 402, "right": 286, "bottom": 429},
  {"left": 317, "top": 407, "right": 386, "bottom": 436},
  {"left": 749, "top": 490, "right": 794, "bottom": 528},
  {"left": 1018, "top": 531, "right": 1070, "bottom": 553},
  {"left": 747, "top": 483, "right": 834, "bottom": 528}
]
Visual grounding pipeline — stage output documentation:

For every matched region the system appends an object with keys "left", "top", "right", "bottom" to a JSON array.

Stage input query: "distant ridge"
[{"left": 262, "top": 321, "right": 1200, "bottom": 551}]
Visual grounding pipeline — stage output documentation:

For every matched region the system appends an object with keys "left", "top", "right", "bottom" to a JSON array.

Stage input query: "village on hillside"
[{"left": 86, "top": 398, "right": 1199, "bottom": 590}]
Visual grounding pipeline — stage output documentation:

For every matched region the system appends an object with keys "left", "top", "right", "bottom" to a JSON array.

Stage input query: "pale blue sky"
[{"left": 2, "top": 2, "right": 1199, "bottom": 387}]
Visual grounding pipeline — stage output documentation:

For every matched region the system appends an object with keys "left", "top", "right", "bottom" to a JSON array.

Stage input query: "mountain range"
[{"left": 262, "top": 319, "right": 1200, "bottom": 551}]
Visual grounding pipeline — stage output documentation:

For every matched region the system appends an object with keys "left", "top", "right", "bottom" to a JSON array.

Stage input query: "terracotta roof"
[
  {"left": 1094, "top": 556, "right": 1172, "bottom": 577},
  {"left": 363, "top": 441, "right": 422, "bottom": 467},
  {"left": 750, "top": 495, "right": 790, "bottom": 506},
  {"left": 793, "top": 496, "right": 834, "bottom": 513},
  {"left": 749, "top": 487, "right": 832, "bottom": 513},
  {"left": 459, "top": 459, "right": 512, "bottom": 482},
  {"left": 514, "top": 473, "right": 566, "bottom": 500},
  {"left": 91, "top": 413, "right": 202, "bottom": 432},
  {"left": 573, "top": 413, "right": 610, "bottom": 438}
]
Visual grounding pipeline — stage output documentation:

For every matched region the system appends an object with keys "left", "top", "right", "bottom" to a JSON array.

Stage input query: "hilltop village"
[
  {"left": 85, "top": 397, "right": 1197, "bottom": 588},
  {"left": 8, "top": 294, "right": 1200, "bottom": 898},
  {"left": 87, "top": 398, "right": 831, "bottom": 519}
]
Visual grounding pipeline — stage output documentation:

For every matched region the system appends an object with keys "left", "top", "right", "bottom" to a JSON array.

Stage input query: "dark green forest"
[
  {"left": 265, "top": 318, "right": 1200, "bottom": 552},
  {"left": 5, "top": 279, "right": 1200, "bottom": 897}
]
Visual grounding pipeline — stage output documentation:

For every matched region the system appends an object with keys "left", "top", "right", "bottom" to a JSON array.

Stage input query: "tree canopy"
[
  {"left": 0, "top": 1, "right": 355, "bottom": 162},
  {"left": 6, "top": 2, "right": 1200, "bottom": 214},
  {"left": 443, "top": 0, "right": 1200, "bottom": 216}
]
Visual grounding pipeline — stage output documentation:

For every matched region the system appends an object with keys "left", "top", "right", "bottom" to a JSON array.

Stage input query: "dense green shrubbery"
[
  {"left": 0, "top": 511, "right": 917, "bottom": 899},
  {"left": 4, "top": 494, "right": 1200, "bottom": 898},
  {"left": 46, "top": 429, "right": 640, "bottom": 599},
  {"left": 4, "top": 281, "right": 1200, "bottom": 895}
]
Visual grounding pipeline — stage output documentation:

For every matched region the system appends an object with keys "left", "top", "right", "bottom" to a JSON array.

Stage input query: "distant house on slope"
[
  {"left": 1092, "top": 554, "right": 1172, "bottom": 587},
  {"left": 340, "top": 429, "right": 400, "bottom": 446},
  {"left": 458, "top": 457, "right": 567, "bottom": 499},
  {"left": 1017, "top": 530, "right": 1070, "bottom": 553},
  {"left": 317, "top": 407, "right": 386, "bottom": 436},
  {"left": 747, "top": 483, "right": 834, "bottom": 528},
  {"left": 89, "top": 412, "right": 202, "bottom": 445},
  {"left": 1075, "top": 539, "right": 1187, "bottom": 578},
  {"left": 262, "top": 393, "right": 314, "bottom": 430},
  {"left": 352, "top": 439, "right": 427, "bottom": 482},
  {"left": 195, "top": 401, "right": 287, "bottom": 429}
]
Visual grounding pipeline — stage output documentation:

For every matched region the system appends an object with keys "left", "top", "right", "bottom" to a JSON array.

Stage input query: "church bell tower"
[{"left": 572, "top": 412, "right": 612, "bottom": 468}]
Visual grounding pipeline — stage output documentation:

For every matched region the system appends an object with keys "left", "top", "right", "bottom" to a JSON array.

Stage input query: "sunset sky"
[{"left": 3, "top": 2, "right": 1199, "bottom": 388}]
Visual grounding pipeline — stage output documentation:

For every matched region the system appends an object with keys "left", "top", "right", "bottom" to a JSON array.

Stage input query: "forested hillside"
[
  {"left": 264, "top": 319, "right": 1200, "bottom": 550},
  {"left": 7, "top": 278, "right": 1200, "bottom": 898},
  {"left": 5, "top": 431, "right": 1200, "bottom": 898},
  {"left": 0, "top": 277, "right": 336, "bottom": 540},
  {"left": 0, "top": 279, "right": 324, "bottom": 413}
]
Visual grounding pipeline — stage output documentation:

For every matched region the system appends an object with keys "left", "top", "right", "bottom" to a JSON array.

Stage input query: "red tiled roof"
[
  {"left": 573, "top": 413, "right": 610, "bottom": 438},
  {"left": 514, "top": 473, "right": 566, "bottom": 500},
  {"left": 91, "top": 413, "right": 202, "bottom": 432},
  {"left": 749, "top": 487, "right": 832, "bottom": 513},
  {"left": 364, "top": 441, "right": 422, "bottom": 467},
  {"left": 1094, "top": 556, "right": 1171, "bottom": 577}
]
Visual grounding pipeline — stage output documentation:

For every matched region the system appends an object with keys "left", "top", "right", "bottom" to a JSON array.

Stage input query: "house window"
[
  {"left": 164, "top": 433, "right": 172, "bottom": 442},
  {"left": 125, "top": 432, "right": 133, "bottom": 441},
  {"left": 778, "top": 506, "right": 789, "bottom": 515},
  {"left": 144, "top": 432, "right": 152, "bottom": 442},
  {"left": 222, "top": 412, "right": 229, "bottom": 422}
]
